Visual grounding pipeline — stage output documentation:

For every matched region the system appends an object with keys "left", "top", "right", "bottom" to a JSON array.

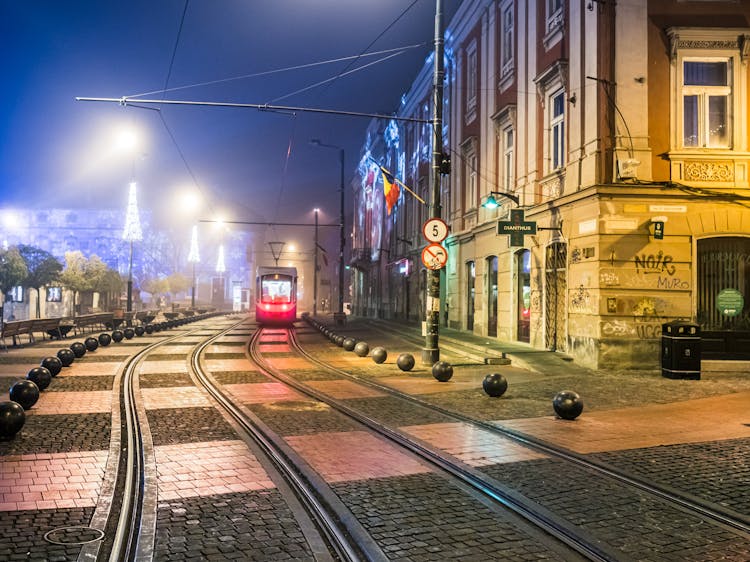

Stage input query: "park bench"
[
  {"left": 30, "top": 317, "right": 64, "bottom": 341},
  {"left": 73, "top": 312, "right": 114, "bottom": 334},
  {"left": 0, "top": 320, "right": 34, "bottom": 350}
]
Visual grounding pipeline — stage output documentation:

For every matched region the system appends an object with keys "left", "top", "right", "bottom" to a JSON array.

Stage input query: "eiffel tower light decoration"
[{"left": 123, "top": 181, "right": 142, "bottom": 312}]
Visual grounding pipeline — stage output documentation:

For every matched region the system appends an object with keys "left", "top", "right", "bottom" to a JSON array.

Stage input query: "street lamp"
[
  {"left": 310, "top": 139, "right": 345, "bottom": 323},
  {"left": 481, "top": 191, "right": 520, "bottom": 209},
  {"left": 122, "top": 181, "right": 142, "bottom": 312},
  {"left": 313, "top": 208, "right": 319, "bottom": 316},
  {"left": 187, "top": 225, "right": 200, "bottom": 308}
]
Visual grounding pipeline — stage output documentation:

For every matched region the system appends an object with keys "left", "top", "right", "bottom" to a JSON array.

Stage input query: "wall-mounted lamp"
[{"left": 482, "top": 191, "right": 519, "bottom": 209}]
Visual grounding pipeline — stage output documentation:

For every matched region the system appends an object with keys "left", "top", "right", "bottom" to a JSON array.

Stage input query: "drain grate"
[{"left": 44, "top": 526, "right": 105, "bottom": 545}]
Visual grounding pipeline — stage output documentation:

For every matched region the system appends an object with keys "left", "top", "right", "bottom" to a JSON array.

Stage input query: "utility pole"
[{"left": 422, "top": 0, "right": 444, "bottom": 365}]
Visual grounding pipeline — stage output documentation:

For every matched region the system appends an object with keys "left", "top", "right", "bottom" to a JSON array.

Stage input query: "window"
[
  {"left": 682, "top": 59, "right": 731, "bottom": 148},
  {"left": 467, "top": 152, "right": 477, "bottom": 209},
  {"left": 46, "top": 287, "right": 62, "bottom": 302},
  {"left": 466, "top": 43, "right": 478, "bottom": 115},
  {"left": 500, "top": 3, "right": 514, "bottom": 77},
  {"left": 546, "top": 0, "right": 563, "bottom": 34},
  {"left": 550, "top": 90, "right": 565, "bottom": 171},
  {"left": 502, "top": 127, "right": 515, "bottom": 192}
]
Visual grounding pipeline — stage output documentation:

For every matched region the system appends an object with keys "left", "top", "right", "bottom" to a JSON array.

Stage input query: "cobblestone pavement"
[{"left": 2, "top": 315, "right": 749, "bottom": 560}]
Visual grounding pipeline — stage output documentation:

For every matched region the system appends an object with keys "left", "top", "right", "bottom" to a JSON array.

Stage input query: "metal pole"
[
  {"left": 338, "top": 148, "right": 345, "bottom": 316},
  {"left": 127, "top": 240, "right": 133, "bottom": 312},
  {"left": 422, "top": 0, "right": 444, "bottom": 365},
  {"left": 191, "top": 262, "right": 196, "bottom": 308},
  {"left": 314, "top": 209, "right": 319, "bottom": 317}
]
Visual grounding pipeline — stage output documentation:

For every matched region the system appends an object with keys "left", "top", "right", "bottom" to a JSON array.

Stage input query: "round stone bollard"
[
  {"left": 84, "top": 337, "right": 99, "bottom": 352},
  {"left": 145, "top": 325, "right": 154, "bottom": 335},
  {"left": 334, "top": 335, "right": 344, "bottom": 347},
  {"left": 482, "top": 373, "right": 508, "bottom": 397},
  {"left": 111, "top": 330, "right": 124, "bottom": 343},
  {"left": 371, "top": 347, "right": 387, "bottom": 364},
  {"left": 41, "top": 356, "right": 63, "bottom": 377},
  {"left": 553, "top": 390, "right": 584, "bottom": 420},
  {"left": 0, "top": 401, "right": 26, "bottom": 440},
  {"left": 27, "top": 367, "right": 52, "bottom": 391},
  {"left": 57, "top": 348, "right": 75, "bottom": 367},
  {"left": 98, "top": 333, "right": 112, "bottom": 347},
  {"left": 70, "top": 342, "right": 87, "bottom": 358},
  {"left": 354, "top": 341, "right": 370, "bottom": 357},
  {"left": 123, "top": 328, "right": 135, "bottom": 340},
  {"left": 134, "top": 326, "right": 145, "bottom": 337},
  {"left": 342, "top": 337, "right": 357, "bottom": 352},
  {"left": 10, "top": 380, "right": 40, "bottom": 410},
  {"left": 397, "top": 353, "right": 415, "bottom": 372},
  {"left": 432, "top": 361, "right": 454, "bottom": 382}
]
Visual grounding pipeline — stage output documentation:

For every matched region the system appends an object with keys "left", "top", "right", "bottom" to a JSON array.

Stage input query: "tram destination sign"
[{"left": 497, "top": 209, "right": 537, "bottom": 246}]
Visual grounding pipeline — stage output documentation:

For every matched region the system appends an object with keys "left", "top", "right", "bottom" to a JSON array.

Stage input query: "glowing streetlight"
[{"left": 310, "top": 139, "right": 345, "bottom": 323}]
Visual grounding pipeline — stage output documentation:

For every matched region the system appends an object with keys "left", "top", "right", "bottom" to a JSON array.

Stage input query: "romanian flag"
[{"left": 381, "top": 168, "right": 400, "bottom": 215}]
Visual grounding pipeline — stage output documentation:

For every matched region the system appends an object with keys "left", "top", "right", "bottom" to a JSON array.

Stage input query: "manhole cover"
[{"left": 44, "top": 526, "right": 105, "bottom": 545}]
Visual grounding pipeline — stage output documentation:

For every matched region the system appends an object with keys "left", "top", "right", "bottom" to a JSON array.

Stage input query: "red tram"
[{"left": 255, "top": 266, "right": 297, "bottom": 325}]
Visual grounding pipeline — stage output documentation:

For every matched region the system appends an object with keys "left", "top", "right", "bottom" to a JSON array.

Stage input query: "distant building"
[
  {"left": 1, "top": 207, "right": 254, "bottom": 318},
  {"left": 353, "top": 1, "right": 750, "bottom": 369}
]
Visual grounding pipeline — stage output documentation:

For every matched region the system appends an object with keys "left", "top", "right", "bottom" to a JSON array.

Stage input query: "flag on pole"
[{"left": 382, "top": 168, "right": 400, "bottom": 215}]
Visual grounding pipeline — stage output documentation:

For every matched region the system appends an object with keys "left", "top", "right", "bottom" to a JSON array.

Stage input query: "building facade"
[{"left": 353, "top": 0, "right": 750, "bottom": 369}]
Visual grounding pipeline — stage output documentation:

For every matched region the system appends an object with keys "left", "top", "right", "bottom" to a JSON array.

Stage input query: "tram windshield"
[{"left": 260, "top": 275, "right": 293, "bottom": 304}]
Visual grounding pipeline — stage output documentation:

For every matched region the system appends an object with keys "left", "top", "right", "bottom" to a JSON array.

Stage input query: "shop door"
[
  {"left": 545, "top": 242, "right": 567, "bottom": 352},
  {"left": 516, "top": 250, "right": 530, "bottom": 342},
  {"left": 698, "top": 237, "right": 750, "bottom": 359},
  {"left": 487, "top": 256, "right": 498, "bottom": 337}
]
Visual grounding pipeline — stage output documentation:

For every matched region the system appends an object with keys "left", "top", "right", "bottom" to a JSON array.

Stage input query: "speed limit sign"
[{"left": 423, "top": 218, "right": 449, "bottom": 243}]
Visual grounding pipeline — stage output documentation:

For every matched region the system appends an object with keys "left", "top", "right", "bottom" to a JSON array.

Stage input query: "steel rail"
[
  {"left": 356, "top": 320, "right": 750, "bottom": 537},
  {"left": 106, "top": 327, "right": 205, "bottom": 562},
  {"left": 188, "top": 325, "right": 378, "bottom": 562}
]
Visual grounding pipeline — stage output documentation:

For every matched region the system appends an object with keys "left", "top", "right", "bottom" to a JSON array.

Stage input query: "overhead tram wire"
[{"left": 124, "top": 43, "right": 428, "bottom": 100}]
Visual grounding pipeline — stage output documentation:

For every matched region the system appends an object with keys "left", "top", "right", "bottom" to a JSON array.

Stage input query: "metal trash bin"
[{"left": 661, "top": 321, "right": 700, "bottom": 380}]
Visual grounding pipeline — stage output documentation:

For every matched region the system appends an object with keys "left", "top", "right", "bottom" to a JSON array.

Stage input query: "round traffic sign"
[
  {"left": 422, "top": 218, "right": 449, "bottom": 243},
  {"left": 421, "top": 243, "right": 448, "bottom": 270}
]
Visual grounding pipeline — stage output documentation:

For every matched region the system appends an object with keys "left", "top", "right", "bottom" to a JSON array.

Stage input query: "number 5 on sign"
[
  {"left": 422, "top": 218, "right": 448, "bottom": 243},
  {"left": 422, "top": 243, "right": 448, "bottom": 270}
]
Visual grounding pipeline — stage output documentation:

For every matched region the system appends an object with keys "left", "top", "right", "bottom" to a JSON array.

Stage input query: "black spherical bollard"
[
  {"left": 123, "top": 328, "right": 135, "bottom": 340},
  {"left": 98, "top": 333, "right": 112, "bottom": 346},
  {"left": 432, "top": 361, "right": 454, "bottom": 382},
  {"left": 371, "top": 346, "right": 387, "bottom": 364},
  {"left": 343, "top": 337, "right": 357, "bottom": 352},
  {"left": 70, "top": 342, "right": 87, "bottom": 358},
  {"left": 354, "top": 341, "right": 370, "bottom": 357},
  {"left": 111, "top": 330, "right": 124, "bottom": 343},
  {"left": 482, "top": 373, "right": 508, "bottom": 397},
  {"left": 0, "top": 401, "right": 26, "bottom": 440},
  {"left": 134, "top": 326, "right": 145, "bottom": 336},
  {"left": 10, "top": 380, "right": 40, "bottom": 410},
  {"left": 84, "top": 337, "right": 99, "bottom": 352},
  {"left": 397, "top": 353, "right": 415, "bottom": 372},
  {"left": 335, "top": 335, "right": 345, "bottom": 347},
  {"left": 41, "top": 356, "right": 63, "bottom": 377},
  {"left": 145, "top": 325, "right": 154, "bottom": 334},
  {"left": 27, "top": 367, "right": 52, "bottom": 391},
  {"left": 553, "top": 390, "right": 584, "bottom": 420},
  {"left": 57, "top": 348, "right": 75, "bottom": 367}
]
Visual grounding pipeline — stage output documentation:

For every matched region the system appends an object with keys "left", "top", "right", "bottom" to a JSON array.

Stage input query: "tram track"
[
  {"left": 79, "top": 323, "right": 212, "bottom": 562},
  {"left": 357, "top": 319, "right": 750, "bottom": 534},
  {"left": 272, "top": 323, "right": 750, "bottom": 560}
]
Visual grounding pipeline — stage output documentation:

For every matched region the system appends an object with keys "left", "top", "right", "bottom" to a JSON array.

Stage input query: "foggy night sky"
[{"left": 1, "top": 0, "right": 460, "bottom": 240}]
